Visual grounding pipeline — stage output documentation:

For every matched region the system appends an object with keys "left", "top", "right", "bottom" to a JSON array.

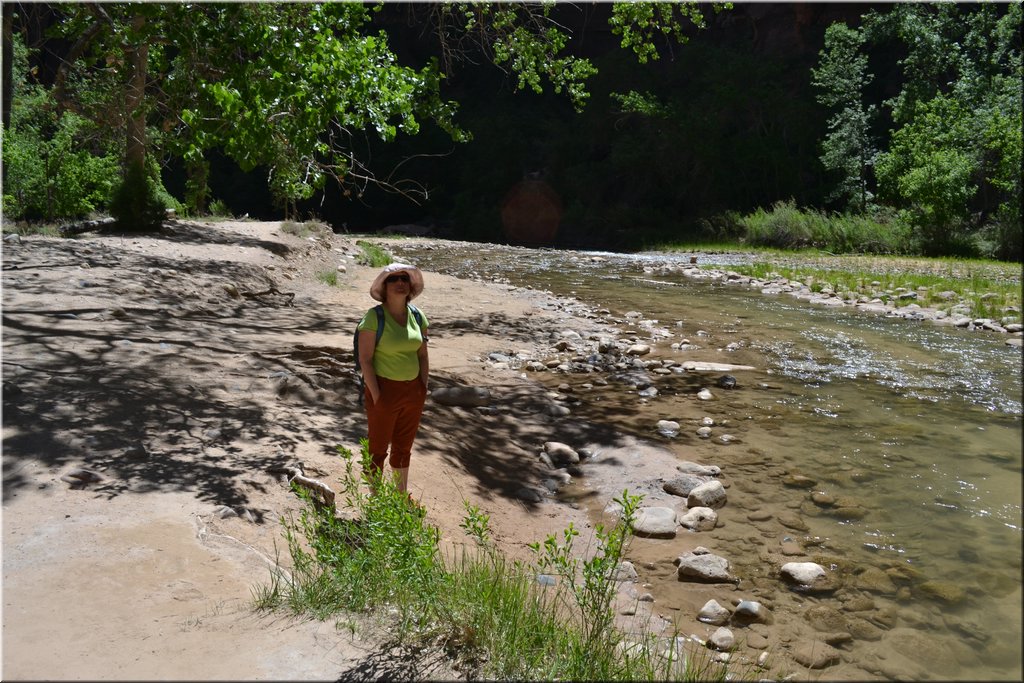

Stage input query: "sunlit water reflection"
[{"left": 393, "top": 241, "right": 1022, "bottom": 680}]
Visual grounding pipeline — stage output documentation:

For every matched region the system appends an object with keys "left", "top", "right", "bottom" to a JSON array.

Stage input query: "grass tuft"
[{"left": 355, "top": 241, "right": 393, "bottom": 268}]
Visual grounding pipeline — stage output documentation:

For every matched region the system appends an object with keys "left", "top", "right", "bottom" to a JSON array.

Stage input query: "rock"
[
  {"left": 698, "top": 599, "right": 732, "bottom": 625},
  {"left": 687, "top": 480, "right": 727, "bottom": 509},
  {"left": 778, "top": 513, "right": 809, "bottom": 532},
  {"left": 663, "top": 473, "right": 708, "bottom": 497},
  {"left": 626, "top": 344, "right": 651, "bottom": 356},
  {"left": 783, "top": 473, "right": 817, "bottom": 488},
  {"left": 515, "top": 487, "right": 544, "bottom": 503},
  {"left": 918, "top": 580, "right": 967, "bottom": 604},
  {"left": 543, "top": 441, "right": 580, "bottom": 466},
  {"left": 678, "top": 506, "right": 718, "bottom": 531},
  {"left": 780, "top": 539, "right": 803, "bottom": 556},
  {"left": 853, "top": 566, "right": 898, "bottom": 594},
  {"left": 614, "top": 561, "right": 639, "bottom": 581},
  {"left": 680, "top": 361, "right": 756, "bottom": 372},
  {"left": 675, "top": 550, "right": 734, "bottom": 583},
  {"left": 696, "top": 426, "right": 712, "bottom": 439},
  {"left": 810, "top": 490, "right": 836, "bottom": 506},
  {"left": 805, "top": 604, "right": 848, "bottom": 632},
  {"left": 60, "top": 468, "right": 104, "bottom": 487},
  {"left": 632, "top": 507, "right": 677, "bottom": 538},
  {"left": 846, "top": 617, "right": 885, "bottom": 641},
  {"left": 213, "top": 505, "right": 238, "bottom": 519},
  {"left": 697, "top": 388, "right": 714, "bottom": 400},
  {"left": 677, "top": 461, "right": 721, "bottom": 477},
  {"left": 708, "top": 627, "right": 735, "bottom": 651},
  {"left": 123, "top": 444, "right": 149, "bottom": 460},
  {"left": 791, "top": 640, "right": 842, "bottom": 669},
  {"left": 656, "top": 419, "right": 680, "bottom": 437},
  {"left": 780, "top": 561, "right": 838, "bottom": 593},
  {"left": 732, "top": 600, "right": 771, "bottom": 624},
  {"left": 715, "top": 374, "right": 737, "bottom": 389},
  {"left": 431, "top": 385, "right": 491, "bottom": 407}
]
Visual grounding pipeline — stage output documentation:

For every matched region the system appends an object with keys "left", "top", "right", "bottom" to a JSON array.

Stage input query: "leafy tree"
[
  {"left": 608, "top": 1, "right": 731, "bottom": 64},
  {"left": 41, "top": 2, "right": 649, "bottom": 220},
  {"left": 811, "top": 22, "right": 877, "bottom": 214},
  {"left": 416, "top": 2, "right": 599, "bottom": 111},
  {"left": 2, "top": 29, "right": 120, "bottom": 221},
  {"left": 859, "top": 3, "right": 1022, "bottom": 256},
  {"left": 27, "top": 2, "right": 727, "bottom": 226}
]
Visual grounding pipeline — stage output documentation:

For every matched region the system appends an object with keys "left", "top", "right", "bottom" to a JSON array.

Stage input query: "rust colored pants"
[{"left": 364, "top": 376, "right": 427, "bottom": 470}]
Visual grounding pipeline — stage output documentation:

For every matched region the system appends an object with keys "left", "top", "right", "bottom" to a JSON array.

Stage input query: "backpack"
[{"left": 354, "top": 304, "right": 424, "bottom": 404}]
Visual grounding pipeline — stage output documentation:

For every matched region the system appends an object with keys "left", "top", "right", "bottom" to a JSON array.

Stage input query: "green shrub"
[
  {"left": 251, "top": 443, "right": 742, "bottom": 680},
  {"left": 735, "top": 201, "right": 917, "bottom": 255},
  {"left": 355, "top": 241, "right": 393, "bottom": 267},
  {"left": 208, "top": 198, "right": 232, "bottom": 217},
  {"left": 108, "top": 160, "right": 168, "bottom": 231},
  {"left": 315, "top": 270, "right": 338, "bottom": 286},
  {"left": 2, "top": 32, "right": 122, "bottom": 222},
  {"left": 741, "top": 200, "right": 817, "bottom": 249}
]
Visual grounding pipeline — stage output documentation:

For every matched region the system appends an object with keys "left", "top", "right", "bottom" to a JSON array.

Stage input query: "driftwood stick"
[
  {"left": 268, "top": 463, "right": 335, "bottom": 507},
  {"left": 289, "top": 474, "right": 336, "bottom": 508}
]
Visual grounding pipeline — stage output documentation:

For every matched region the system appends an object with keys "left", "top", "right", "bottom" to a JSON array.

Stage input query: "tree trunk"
[
  {"left": 2, "top": 3, "right": 14, "bottom": 133},
  {"left": 124, "top": 13, "right": 147, "bottom": 170}
]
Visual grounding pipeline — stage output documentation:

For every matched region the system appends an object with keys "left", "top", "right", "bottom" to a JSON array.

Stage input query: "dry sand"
[{"left": 2, "top": 220, "right": 623, "bottom": 680}]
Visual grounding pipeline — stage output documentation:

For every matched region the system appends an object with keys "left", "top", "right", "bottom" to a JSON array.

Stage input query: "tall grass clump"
[
  {"left": 252, "top": 442, "right": 746, "bottom": 681},
  {"left": 315, "top": 270, "right": 338, "bottom": 287},
  {"left": 355, "top": 241, "right": 393, "bottom": 268},
  {"left": 738, "top": 200, "right": 913, "bottom": 254}
]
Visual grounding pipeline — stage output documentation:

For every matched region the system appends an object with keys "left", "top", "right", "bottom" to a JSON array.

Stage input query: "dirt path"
[{"left": 2, "top": 220, "right": 603, "bottom": 680}]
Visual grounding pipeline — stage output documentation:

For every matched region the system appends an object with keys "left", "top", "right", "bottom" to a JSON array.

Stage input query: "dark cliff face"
[{"left": 716, "top": 2, "right": 870, "bottom": 59}]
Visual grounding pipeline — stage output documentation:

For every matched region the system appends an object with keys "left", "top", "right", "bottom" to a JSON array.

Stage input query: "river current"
[{"left": 390, "top": 240, "right": 1022, "bottom": 681}]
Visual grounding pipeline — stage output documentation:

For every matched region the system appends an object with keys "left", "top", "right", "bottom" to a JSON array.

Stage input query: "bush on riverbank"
[
  {"left": 736, "top": 201, "right": 913, "bottom": 255},
  {"left": 252, "top": 443, "right": 738, "bottom": 681},
  {"left": 689, "top": 201, "right": 1021, "bottom": 261}
]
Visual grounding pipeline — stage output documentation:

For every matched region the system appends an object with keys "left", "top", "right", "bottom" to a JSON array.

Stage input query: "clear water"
[{"left": 395, "top": 242, "right": 1023, "bottom": 680}]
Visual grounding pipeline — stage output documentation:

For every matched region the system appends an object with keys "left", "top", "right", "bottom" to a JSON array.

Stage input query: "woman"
[{"left": 357, "top": 263, "right": 429, "bottom": 500}]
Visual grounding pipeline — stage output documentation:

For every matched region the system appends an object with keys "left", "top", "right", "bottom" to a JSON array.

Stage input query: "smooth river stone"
[{"left": 632, "top": 507, "right": 677, "bottom": 538}]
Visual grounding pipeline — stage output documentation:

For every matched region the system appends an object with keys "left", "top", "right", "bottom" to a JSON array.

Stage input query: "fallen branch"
[
  {"left": 290, "top": 474, "right": 336, "bottom": 508},
  {"left": 268, "top": 464, "right": 335, "bottom": 508}
]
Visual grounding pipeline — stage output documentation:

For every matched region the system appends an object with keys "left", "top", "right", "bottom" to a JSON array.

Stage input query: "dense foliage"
[
  {"left": 2, "top": 32, "right": 120, "bottom": 220},
  {"left": 2, "top": 2, "right": 1020, "bottom": 259},
  {"left": 816, "top": 3, "right": 1022, "bottom": 258}
]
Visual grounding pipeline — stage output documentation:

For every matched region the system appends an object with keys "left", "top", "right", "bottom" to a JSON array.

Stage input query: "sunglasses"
[{"left": 385, "top": 273, "right": 410, "bottom": 284}]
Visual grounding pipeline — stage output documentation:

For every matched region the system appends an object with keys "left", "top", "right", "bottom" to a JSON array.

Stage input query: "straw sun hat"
[{"left": 369, "top": 263, "right": 424, "bottom": 302}]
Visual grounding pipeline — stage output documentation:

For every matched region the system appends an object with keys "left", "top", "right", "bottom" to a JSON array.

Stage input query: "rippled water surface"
[{"left": 395, "top": 242, "right": 1023, "bottom": 680}]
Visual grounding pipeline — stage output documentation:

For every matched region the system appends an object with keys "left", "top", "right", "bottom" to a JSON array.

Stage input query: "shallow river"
[{"left": 391, "top": 241, "right": 1022, "bottom": 681}]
